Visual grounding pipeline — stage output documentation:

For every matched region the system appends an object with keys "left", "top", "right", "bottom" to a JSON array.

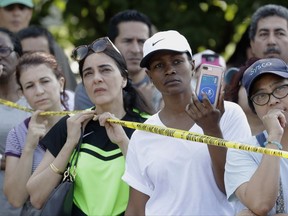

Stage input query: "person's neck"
[
  {"left": 159, "top": 92, "right": 195, "bottom": 129},
  {"left": 246, "top": 112, "right": 264, "bottom": 136},
  {"left": 95, "top": 103, "right": 126, "bottom": 119},
  {"left": 129, "top": 69, "right": 147, "bottom": 85},
  {"left": 0, "top": 75, "right": 21, "bottom": 102}
]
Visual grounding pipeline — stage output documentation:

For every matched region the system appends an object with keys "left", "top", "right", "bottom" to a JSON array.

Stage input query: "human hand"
[
  {"left": 262, "top": 108, "right": 286, "bottom": 141},
  {"left": 66, "top": 110, "right": 95, "bottom": 147},
  {"left": 185, "top": 92, "right": 223, "bottom": 134},
  {"left": 26, "top": 110, "right": 48, "bottom": 150},
  {"left": 98, "top": 112, "right": 129, "bottom": 148}
]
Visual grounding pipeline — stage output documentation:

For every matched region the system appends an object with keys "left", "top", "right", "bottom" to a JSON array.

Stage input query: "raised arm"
[
  {"left": 98, "top": 112, "right": 130, "bottom": 157},
  {"left": 4, "top": 111, "right": 47, "bottom": 207},
  {"left": 27, "top": 111, "right": 95, "bottom": 209},
  {"left": 185, "top": 92, "right": 226, "bottom": 193},
  {"left": 235, "top": 109, "right": 285, "bottom": 215}
]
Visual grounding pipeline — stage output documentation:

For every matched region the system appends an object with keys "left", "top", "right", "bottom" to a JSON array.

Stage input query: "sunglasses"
[{"left": 71, "top": 37, "right": 121, "bottom": 62}]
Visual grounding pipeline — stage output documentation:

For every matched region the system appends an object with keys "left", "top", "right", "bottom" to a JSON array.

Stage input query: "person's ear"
[
  {"left": 190, "top": 59, "right": 195, "bottom": 71},
  {"left": 59, "top": 77, "right": 65, "bottom": 92},
  {"left": 145, "top": 68, "right": 152, "bottom": 79},
  {"left": 122, "top": 78, "right": 127, "bottom": 88}
]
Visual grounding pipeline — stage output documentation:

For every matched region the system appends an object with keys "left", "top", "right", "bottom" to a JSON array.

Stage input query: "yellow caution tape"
[
  {"left": 1, "top": 98, "right": 288, "bottom": 158},
  {"left": 0, "top": 98, "right": 81, "bottom": 116},
  {"left": 107, "top": 119, "right": 288, "bottom": 159}
]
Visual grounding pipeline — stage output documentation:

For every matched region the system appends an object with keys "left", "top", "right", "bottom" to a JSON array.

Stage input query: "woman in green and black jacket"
[{"left": 27, "top": 37, "right": 152, "bottom": 216}]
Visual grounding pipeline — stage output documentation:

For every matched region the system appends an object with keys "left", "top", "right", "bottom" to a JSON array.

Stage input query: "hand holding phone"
[{"left": 195, "top": 64, "right": 224, "bottom": 107}]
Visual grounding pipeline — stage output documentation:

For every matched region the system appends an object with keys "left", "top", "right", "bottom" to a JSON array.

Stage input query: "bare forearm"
[
  {"left": 238, "top": 154, "right": 280, "bottom": 214},
  {"left": 204, "top": 126, "right": 226, "bottom": 193},
  {"left": 27, "top": 142, "right": 75, "bottom": 209},
  {"left": 118, "top": 137, "right": 129, "bottom": 158},
  {"left": 4, "top": 150, "right": 34, "bottom": 207}
]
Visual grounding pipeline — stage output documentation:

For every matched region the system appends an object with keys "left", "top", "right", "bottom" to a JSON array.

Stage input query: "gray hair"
[{"left": 249, "top": 4, "right": 288, "bottom": 41}]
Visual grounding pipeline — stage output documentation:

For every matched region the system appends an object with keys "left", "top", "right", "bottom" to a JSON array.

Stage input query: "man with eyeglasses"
[
  {"left": 0, "top": 27, "right": 30, "bottom": 215},
  {"left": 225, "top": 58, "right": 288, "bottom": 215}
]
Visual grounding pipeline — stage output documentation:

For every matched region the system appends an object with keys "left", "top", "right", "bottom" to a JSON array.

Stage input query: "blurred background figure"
[
  {"left": 0, "top": 27, "right": 29, "bottom": 216},
  {"left": 249, "top": 4, "right": 288, "bottom": 63},
  {"left": 191, "top": 49, "right": 226, "bottom": 89},
  {"left": 0, "top": 0, "right": 77, "bottom": 91},
  {"left": 17, "top": 25, "right": 75, "bottom": 110}
]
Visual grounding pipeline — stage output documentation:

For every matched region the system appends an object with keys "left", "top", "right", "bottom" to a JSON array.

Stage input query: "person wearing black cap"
[
  {"left": 123, "top": 30, "right": 251, "bottom": 215},
  {"left": 225, "top": 58, "right": 288, "bottom": 215}
]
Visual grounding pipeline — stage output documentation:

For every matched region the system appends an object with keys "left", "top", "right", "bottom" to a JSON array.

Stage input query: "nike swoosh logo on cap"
[{"left": 152, "top": 38, "right": 164, "bottom": 46}]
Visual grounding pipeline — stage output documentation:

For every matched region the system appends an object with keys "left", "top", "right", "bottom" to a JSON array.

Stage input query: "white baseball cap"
[
  {"left": 140, "top": 30, "right": 192, "bottom": 68},
  {"left": 193, "top": 49, "right": 226, "bottom": 69}
]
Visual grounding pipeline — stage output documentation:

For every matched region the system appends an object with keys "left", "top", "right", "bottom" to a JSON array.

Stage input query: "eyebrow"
[
  {"left": 98, "top": 64, "right": 113, "bottom": 68},
  {"left": 83, "top": 64, "right": 113, "bottom": 72},
  {"left": 258, "top": 27, "right": 287, "bottom": 32},
  {"left": 253, "top": 80, "right": 287, "bottom": 93}
]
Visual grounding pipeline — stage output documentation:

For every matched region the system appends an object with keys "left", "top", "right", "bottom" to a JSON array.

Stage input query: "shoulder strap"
[{"left": 255, "top": 132, "right": 266, "bottom": 147}]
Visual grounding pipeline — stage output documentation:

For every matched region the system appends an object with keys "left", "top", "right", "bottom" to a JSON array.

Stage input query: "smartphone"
[
  {"left": 201, "top": 54, "right": 220, "bottom": 66},
  {"left": 195, "top": 64, "right": 224, "bottom": 107}
]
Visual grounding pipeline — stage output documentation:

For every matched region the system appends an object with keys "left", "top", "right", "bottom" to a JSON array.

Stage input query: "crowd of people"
[{"left": 0, "top": 0, "right": 288, "bottom": 215}]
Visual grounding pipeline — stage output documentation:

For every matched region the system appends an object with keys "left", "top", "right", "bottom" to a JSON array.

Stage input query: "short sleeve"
[
  {"left": 40, "top": 116, "right": 69, "bottom": 157},
  {"left": 122, "top": 132, "right": 153, "bottom": 196},
  {"left": 225, "top": 136, "right": 261, "bottom": 201},
  {"left": 5, "top": 127, "right": 22, "bottom": 157}
]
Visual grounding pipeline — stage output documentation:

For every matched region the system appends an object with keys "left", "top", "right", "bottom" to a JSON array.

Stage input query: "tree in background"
[{"left": 31, "top": 0, "right": 288, "bottom": 68}]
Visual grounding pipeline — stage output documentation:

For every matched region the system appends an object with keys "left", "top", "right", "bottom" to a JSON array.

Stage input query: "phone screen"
[{"left": 197, "top": 74, "right": 219, "bottom": 104}]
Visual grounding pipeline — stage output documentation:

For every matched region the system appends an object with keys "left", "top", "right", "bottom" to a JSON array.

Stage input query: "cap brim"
[
  {"left": 0, "top": 0, "right": 34, "bottom": 8},
  {"left": 140, "top": 49, "right": 191, "bottom": 68},
  {"left": 247, "top": 70, "right": 288, "bottom": 95},
  {"left": 140, "top": 51, "right": 159, "bottom": 68}
]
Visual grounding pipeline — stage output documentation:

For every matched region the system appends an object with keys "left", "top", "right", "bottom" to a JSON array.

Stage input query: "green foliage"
[{"left": 31, "top": 0, "right": 288, "bottom": 60}]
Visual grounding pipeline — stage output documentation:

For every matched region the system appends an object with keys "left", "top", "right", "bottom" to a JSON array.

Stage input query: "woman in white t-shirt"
[
  {"left": 225, "top": 58, "right": 288, "bottom": 215},
  {"left": 123, "top": 30, "right": 251, "bottom": 215}
]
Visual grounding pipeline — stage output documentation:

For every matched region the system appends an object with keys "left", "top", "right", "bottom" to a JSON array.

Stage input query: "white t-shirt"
[
  {"left": 123, "top": 101, "right": 251, "bottom": 215},
  {"left": 225, "top": 133, "right": 288, "bottom": 215}
]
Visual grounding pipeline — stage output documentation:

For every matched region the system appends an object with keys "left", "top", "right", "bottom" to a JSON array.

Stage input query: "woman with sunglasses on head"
[
  {"left": 225, "top": 58, "right": 288, "bottom": 215},
  {"left": 27, "top": 37, "right": 152, "bottom": 216},
  {"left": 4, "top": 52, "right": 67, "bottom": 210}
]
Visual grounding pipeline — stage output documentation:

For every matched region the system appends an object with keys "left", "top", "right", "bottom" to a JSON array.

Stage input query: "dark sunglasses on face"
[
  {"left": 0, "top": 47, "right": 14, "bottom": 57},
  {"left": 71, "top": 37, "right": 121, "bottom": 62},
  {"left": 3, "top": 4, "right": 29, "bottom": 11}
]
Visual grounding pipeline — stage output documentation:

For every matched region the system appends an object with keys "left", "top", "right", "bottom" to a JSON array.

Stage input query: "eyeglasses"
[
  {"left": 71, "top": 37, "right": 121, "bottom": 62},
  {"left": 4, "top": 4, "right": 29, "bottom": 11},
  {"left": 250, "top": 84, "right": 288, "bottom": 106},
  {"left": 0, "top": 47, "right": 14, "bottom": 58}
]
